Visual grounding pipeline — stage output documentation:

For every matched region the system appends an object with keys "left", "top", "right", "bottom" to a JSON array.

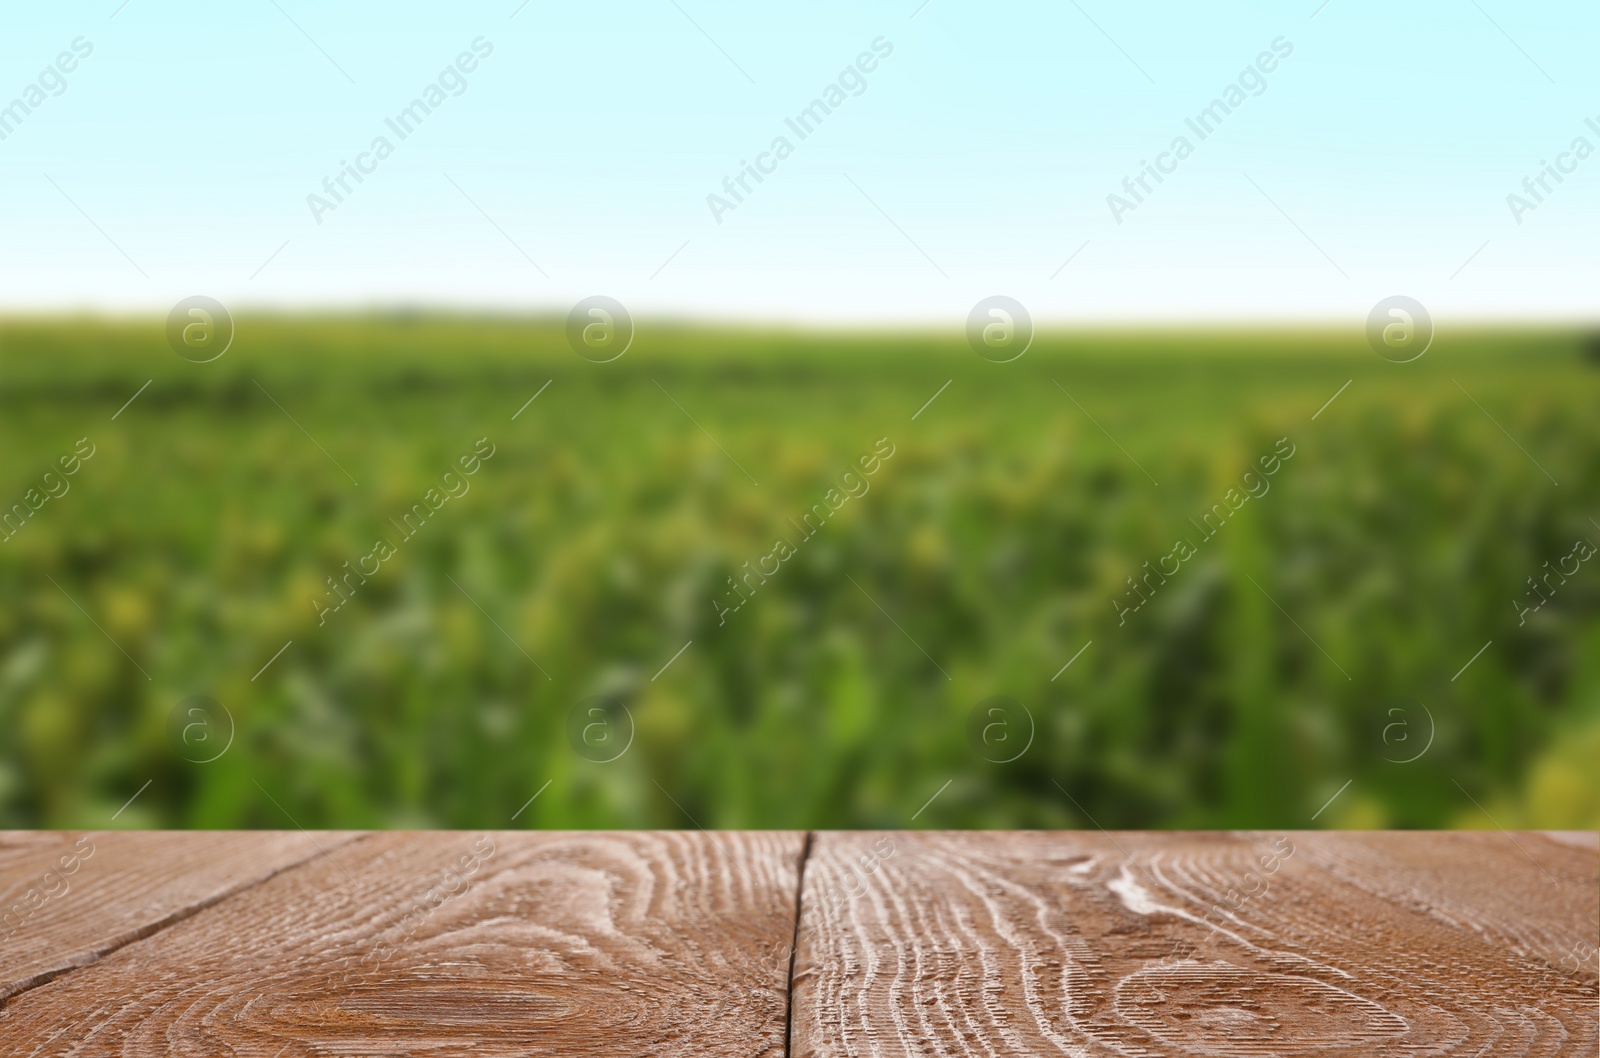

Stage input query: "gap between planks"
[
  {"left": 0, "top": 832, "right": 369, "bottom": 1011},
  {"left": 7, "top": 832, "right": 1589, "bottom": 1055},
  {"left": 4, "top": 832, "right": 822, "bottom": 1053},
  {"left": 783, "top": 830, "right": 817, "bottom": 1058}
]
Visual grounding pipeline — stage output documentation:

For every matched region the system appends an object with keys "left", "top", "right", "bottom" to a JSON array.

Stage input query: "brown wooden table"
[{"left": 1, "top": 831, "right": 1594, "bottom": 1055}]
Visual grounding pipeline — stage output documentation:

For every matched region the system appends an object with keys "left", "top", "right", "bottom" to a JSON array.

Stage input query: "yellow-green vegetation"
[{"left": 1, "top": 315, "right": 1596, "bottom": 829}]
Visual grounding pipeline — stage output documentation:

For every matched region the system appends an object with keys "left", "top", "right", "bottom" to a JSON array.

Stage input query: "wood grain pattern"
[
  {"left": 4, "top": 831, "right": 1593, "bottom": 1056},
  {"left": 1, "top": 830, "right": 345, "bottom": 1006},
  {"left": 0, "top": 831, "right": 804, "bottom": 1057},
  {"left": 790, "top": 831, "right": 1598, "bottom": 1057}
]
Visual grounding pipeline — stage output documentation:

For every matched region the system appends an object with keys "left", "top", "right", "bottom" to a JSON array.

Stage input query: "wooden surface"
[
  {"left": 0, "top": 831, "right": 1593, "bottom": 1056},
  {"left": 0, "top": 831, "right": 804, "bottom": 1057},
  {"left": 791, "top": 832, "right": 1598, "bottom": 1057},
  {"left": 0, "top": 831, "right": 348, "bottom": 1007}
]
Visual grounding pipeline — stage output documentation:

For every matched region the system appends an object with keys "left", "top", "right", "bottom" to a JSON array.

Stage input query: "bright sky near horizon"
[{"left": 1, "top": 1, "right": 1596, "bottom": 323}]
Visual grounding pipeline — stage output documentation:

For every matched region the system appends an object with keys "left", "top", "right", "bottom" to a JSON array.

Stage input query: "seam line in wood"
[
  {"left": 783, "top": 830, "right": 815, "bottom": 1058},
  {"left": 0, "top": 832, "right": 369, "bottom": 1011}
]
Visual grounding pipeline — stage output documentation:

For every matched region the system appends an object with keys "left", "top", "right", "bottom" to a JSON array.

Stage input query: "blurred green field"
[{"left": 1, "top": 315, "right": 1597, "bottom": 831}]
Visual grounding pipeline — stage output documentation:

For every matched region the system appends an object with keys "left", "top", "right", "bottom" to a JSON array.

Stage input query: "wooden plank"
[
  {"left": 0, "top": 831, "right": 804, "bottom": 1057},
  {"left": 0, "top": 830, "right": 348, "bottom": 1006},
  {"left": 791, "top": 831, "right": 1597, "bottom": 1057}
]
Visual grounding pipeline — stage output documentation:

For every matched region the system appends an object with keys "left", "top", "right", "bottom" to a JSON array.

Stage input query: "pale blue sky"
[{"left": 1, "top": 0, "right": 1596, "bottom": 320}]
